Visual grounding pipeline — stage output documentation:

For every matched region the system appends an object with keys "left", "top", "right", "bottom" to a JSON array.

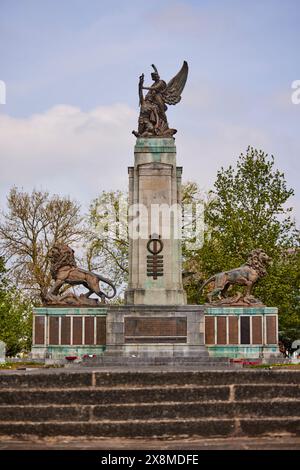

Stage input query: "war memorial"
[
  {"left": 31, "top": 61, "right": 279, "bottom": 363},
  {"left": 1, "top": 62, "right": 299, "bottom": 447}
]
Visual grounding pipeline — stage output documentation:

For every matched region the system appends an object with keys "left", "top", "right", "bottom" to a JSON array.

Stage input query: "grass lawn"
[
  {"left": 248, "top": 363, "right": 300, "bottom": 369},
  {"left": 0, "top": 361, "right": 60, "bottom": 370}
]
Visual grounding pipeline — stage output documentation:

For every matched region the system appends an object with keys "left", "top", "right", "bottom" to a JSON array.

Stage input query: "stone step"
[
  {"left": 0, "top": 400, "right": 299, "bottom": 422},
  {"left": 0, "top": 385, "right": 230, "bottom": 405},
  {"left": 80, "top": 362, "right": 235, "bottom": 369},
  {"left": 1, "top": 370, "right": 299, "bottom": 439},
  {"left": 1, "top": 370, "right": 300, "bottom": 389},
  {"left": 79, "top": 357, "right": 234, "bottom": 368},
  {"left": 84, "top": 356, "right": 229, "bottom": 363},
  {"left": 0, "top": 418, "right": 299, "bottom": 438},
  {"left": 0, "top": 384, "right": 299, "bottom": 405}
]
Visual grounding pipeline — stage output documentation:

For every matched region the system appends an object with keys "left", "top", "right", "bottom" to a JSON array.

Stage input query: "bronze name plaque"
[
  {"left": 96, "top": 317, "right": 106, "bottom": 345},
  {"left": 252, "top": 316, "right": 263, "bottom": 344},
  {"left": 205, "top": 316, "right": 215, "bottom": 345},
  {"left": 61, "top": 316, "right": 71, "bottom": 345},
  {"left": 217, "top": 316, "right": 227, "bottom": 345},
  {"left": 34, "top": 316, "right": 45, "bottom": 345},
  {"left": 266, "top": 315, "right": 277, "bottom": 344},
  {"left": 125, "top": 317, "right": 187, "bottom": 343}
]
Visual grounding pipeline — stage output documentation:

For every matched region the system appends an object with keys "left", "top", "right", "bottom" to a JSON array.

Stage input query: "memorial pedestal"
[
  {"left": 204, "top": 306, "right": 280, "bottom": 359},
  {"left": 31, "top": 140, "right": 279, "bottom": 364},
  {"left": 31, "top": 304, "right": 280, "bottom": 362},
  {"left": 118, "top": 138, "right": 207, "bottom": 359},
  {"left": 31, "top": 307, "right": 107, "bottom": 360},
  {"left": 105, "top": 305, "right": 208, "bottom": 358},
  {"left": 125, "top": 138, "right": 186, "bottom": 305}
]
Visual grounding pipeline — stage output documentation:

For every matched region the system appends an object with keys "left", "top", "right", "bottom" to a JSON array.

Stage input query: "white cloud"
[
  {"left": 0, "top": 104, "right": 137, "bottom": 208},
  {"left": 0, "top": 103, "right": 298, "bottom": 225}
]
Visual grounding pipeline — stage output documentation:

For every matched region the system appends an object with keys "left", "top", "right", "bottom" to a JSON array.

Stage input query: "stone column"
[{"left": 125, "top": 138, "right": 187, "bottom": 305}]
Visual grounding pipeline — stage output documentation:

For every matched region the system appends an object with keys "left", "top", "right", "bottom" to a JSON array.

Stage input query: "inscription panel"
[
  {"left": 266, "top": 315, "right": 277, "bottom": 344},
  {"left": 125, "top": 317, "right": 187, "bottom": 343},
  {"left": 61, "top": 316, "right": 71, "bottom": 345},
  {"left": 34, "top": 316, "right": 45, "bottom": 345},
  {"left": 228, "top": 316, "right": 239, "bottom": 344},
  {"left": 73, "top": 317, "right": 83, "bottom": 345},
  {"left": 240, "top": 316, "right": 251, "bottom": 344},
  {"left": 84, "top": 317, "right": 94, "bottom": 345},
  {"left": 205, "top": 316, "right": 215, "bottom": 344},
  {"left": 96, "top": 317, "right": 106, "bottom": 345},
  {"left": 252, "top": 316, "right": 263, "bottom": 344},
  {"left": 49, "top": 316, "right": 59, "bottom": 345},
  {"left": 217, "top": 316, "right": 227, "bottom": 344}
]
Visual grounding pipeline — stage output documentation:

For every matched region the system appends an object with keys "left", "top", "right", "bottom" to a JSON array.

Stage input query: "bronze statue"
[
  {"left": 133, "top": 61, "right": 188, "bottom": 138},
  {"left": 200, "top": 249, "right": 271, "bottom": 306},
  {"left": 42, "top": 243, "right": 116, "bottom": 306}
]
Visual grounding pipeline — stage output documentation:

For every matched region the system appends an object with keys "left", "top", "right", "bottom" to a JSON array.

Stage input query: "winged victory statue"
[{"left": 132, "top": 61, "right": 189, "bottom": 138}]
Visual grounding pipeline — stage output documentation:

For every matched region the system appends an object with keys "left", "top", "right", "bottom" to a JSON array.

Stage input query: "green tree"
[
  {"left": 0, "top": 257, "right": 32, "bottom": 356},
  {"left": 0, "top": 187, "right": 84, "bottom": 302},
  {"left": 86, "top": 190, "right": 128, "bottom": 300},
  {"left": 185, "top": 147, "right": 300, "bottom": 340},
  {"left": 255, "top": 248, "right": 300, "bottom": 343}
]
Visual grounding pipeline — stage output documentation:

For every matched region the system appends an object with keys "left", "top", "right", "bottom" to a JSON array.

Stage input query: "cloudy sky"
[{"left": 1, "top": 0, "right": 299, "bottom": 222}]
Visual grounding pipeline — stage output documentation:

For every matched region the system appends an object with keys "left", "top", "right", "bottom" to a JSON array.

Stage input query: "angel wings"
[
  {"left": 132, "top": 61, "right": 188, "bottom": 138},
  {"left": 163, "top": 61, "right": 189, "bottom": 106}
]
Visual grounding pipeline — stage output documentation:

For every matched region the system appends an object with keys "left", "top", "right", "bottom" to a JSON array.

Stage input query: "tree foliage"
[
  {"left": 0, "top": 187, "right": 84, "bottom": 302},
  {"left": 0, "top": 257, "right": 32, "bottom": 356},
  {"left": 184, "top": 147, "right": 300, "bottom": 340},
  {"left": 86, "top": 190, "right": 128, "bottom": 298},
  {"left": 206, "top": 146, "right": 296, "bottom": 256}
]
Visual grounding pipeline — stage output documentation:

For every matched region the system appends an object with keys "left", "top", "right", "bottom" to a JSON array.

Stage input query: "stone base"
[
  {"left": 31, "top": 304, "right": 280, "bottom": 362},
  {"left": 124, "top": 288, "right": 187, "bottom": 306},
  {"left": 31, "top": 307, "right": 107, "bottom": 361},
  {"left": 31, "top": 345, "right": 106, "bottom": 361},
  {"left": 105, "top": 304, "right": 208, "bottom": 358},
  {"left": 203, "top": 305, "right": 280, "bottom": 359},
  {"left": 207, "top": 345, "right": 279, "bottom": 359}
]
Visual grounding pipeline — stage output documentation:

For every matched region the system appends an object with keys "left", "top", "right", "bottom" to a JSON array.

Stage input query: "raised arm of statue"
[
  {"left": 143, "top": 81, "right": 163, "bottom": 92},
  {"left": 138, "top": 74, "right": 144, "bottom": 106}
]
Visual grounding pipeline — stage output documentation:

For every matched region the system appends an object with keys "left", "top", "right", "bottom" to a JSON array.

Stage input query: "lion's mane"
[
  {"left": 245, "top": 248, "right": 269, "bottom": 278},
  {"left": 49, "top": 243, "right": 77, "bottom": 279}
]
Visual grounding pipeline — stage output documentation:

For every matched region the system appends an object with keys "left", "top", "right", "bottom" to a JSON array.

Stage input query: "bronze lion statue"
[
  {"left": 43, "top": 243, "right": 116, "bottom": 306},
  {"left": 200, "top": 249, "right": 271, "bottom": 305}
]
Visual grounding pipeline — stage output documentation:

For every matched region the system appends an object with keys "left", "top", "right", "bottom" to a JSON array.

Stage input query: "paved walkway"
[{"left": 1, "top": 436, "right": 300, "bottom": 450}]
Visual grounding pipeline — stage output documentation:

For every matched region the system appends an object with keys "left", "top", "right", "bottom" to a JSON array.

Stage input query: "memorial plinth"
[
  {"left": 114, "top": 137, "right": 208, "bottom": 359},
  {"left": 204, "top": 306, "right": 279, "bottom": 359},
  {"left": 125, "top": 138, "right": 186, "bottom": 305},
  {"left": 30, "top": 62, "right": 279, "bottom": 363},
  {"left": 104, "top": 305, "right": 207, "bottom": 358},
  {"left": 31, "top": 307, "right": 107, "bottom": 360}
]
